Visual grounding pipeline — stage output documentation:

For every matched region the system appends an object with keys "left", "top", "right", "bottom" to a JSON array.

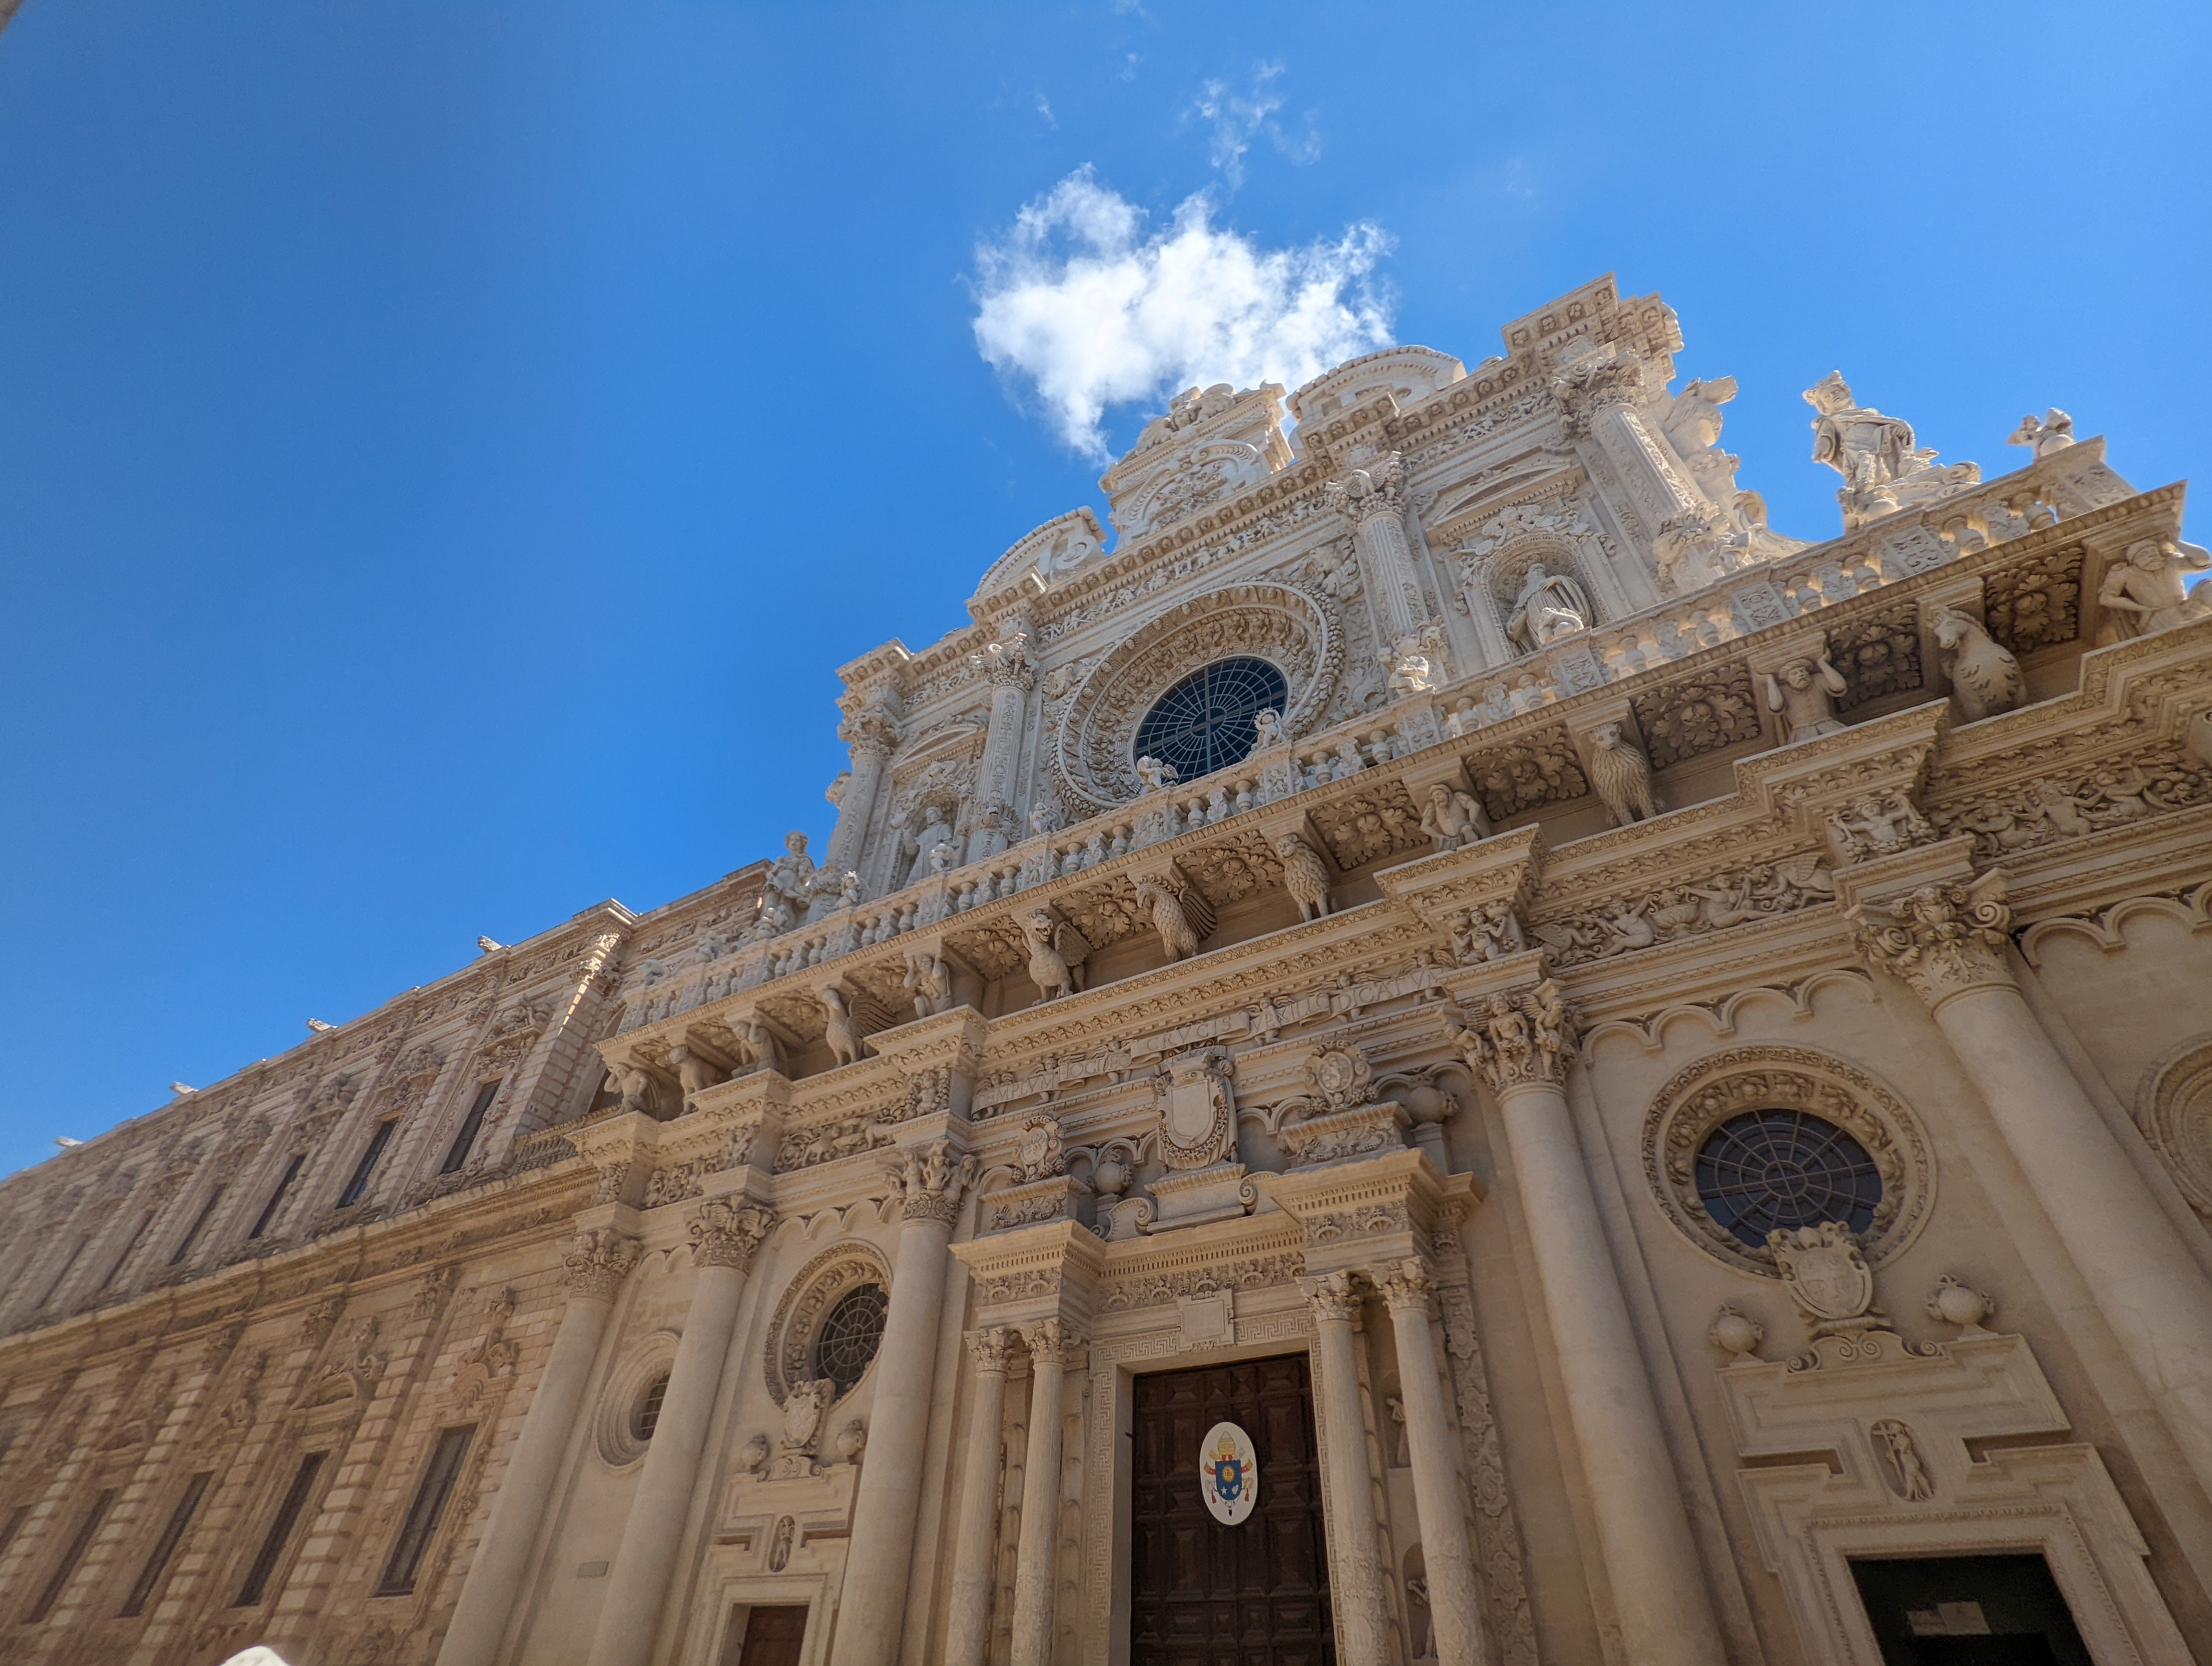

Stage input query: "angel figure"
[
  {"left": 2005, "top": 408, "right": 2076, "bottom": 459},
  {"left": 1252, "top": 708, "right": 1285, "bottom": 748},
  {"left": 1506, "top": 563, "right": 1593, "bottom": 652}
]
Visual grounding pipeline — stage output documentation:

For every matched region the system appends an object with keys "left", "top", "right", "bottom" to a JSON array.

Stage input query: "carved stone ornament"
[
  {"left": 1374, "top": 1257, "right": 1435, "bottom": 1318},
  {"left": 1298, "top": 1269, "right": 1365, "bottom": 1325},
  {"left": 1709, "top": 1303, "right": 1766, "bottom": 1362},
  {"left": 1868, "top": 1417, "right": 1938, "bottom": 1501},
  {"left": 1852, "top": 870, "right": 2014, "bottom": 1009},
  {"left": 1769, "top": 1222, "right": 1881, "bottom": 1338},
  {"left": 1823, "top": 789, "right": 1935, "bottom": 866},
  {"left": 885, "top": 1140, "right": 976, "bottom": 1227},
  {"left": 564, "top": 1228, "right": 644, "bottom": 1300},
  {"left": 1448, "top": 981, "right": 1576, "bottom": 1093},
  {"left": 764, "top": 1242, "right": 893, "bottom": 1407},
  {"left": 1024, "top": 1316, "right": 1086, "bottom": 1369},
  {"left": 968, "top": 1325, "right": 1015, "bottom": 1373},
  {"left": 1643, "top": 1045, "right": 1933, "bottom": 1277},
  {"left": 1154, "top": 1047, "right": 1238, "bottom": 1170},
  {"left": 1013, "top": 1116, "right": 1067, "bottom": 1183},
  {"left": 1306, "top": 1042, "right": 1373, "bottom": 1113},
  {"left": 690, "top": 1199, "right": 774, "bottom": 1271},
  {"left": 1924, "top": 1273, "right": 1997, "bottom": 1337},
  {"left": 771, "top": 1376, "right": 836, "bottom": 1478}
]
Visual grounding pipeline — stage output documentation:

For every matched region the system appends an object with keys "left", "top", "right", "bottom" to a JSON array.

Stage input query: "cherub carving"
[
  {"left": 1763, "top": 648, "right": 1850, "bottom": 743},
  {"left": 764, "top": 831, "right": 815, "bottom": 910},
  {"left": 1252, "top": 708, "right": 1284, "bottom": 748},
  {"left": 2005, "top": 407, "right": 2075, "bottom": 459},
  {"left": 1135, "top": 755, "right": 1179, "bottom": 793}
]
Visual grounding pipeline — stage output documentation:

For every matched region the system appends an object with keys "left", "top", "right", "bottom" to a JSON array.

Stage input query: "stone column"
[
  {"left": 969, "top": 631, "right": 1036, "bottom": 863},
  {"left": 941, "top": 1327, "right": 1014, "bottom": 1666},
  {"left": 440, "top": 1229, "right": 641, "bottom": 1666},
  {"left": 826, "top": 704, "right": 900, "bottom": 880},
  {"left": 585, "top": 1203, "right": 772, "bottom": 1666},
  {"left": 1552, "top": 342, "right": 1722, "bottom": 590},
  {"left": 1376, "top": 1260, "right": 1489, "bottom": 1666},
  {"left": 1453, "top": 983, "right": 1725, "bottom": 1666},
  {"left": 1856, "top": 874, "right": 2212, "bottom": 1495},
  {"left": 1301, "top": 1272, "right": 1393, "bottom": 1666},
  {"left": 1326, "top": 454, "right": 1434, "bottom": 666},
  {"left": 1007, "top": 1319, "right": 1081, "bottom": 1666},
  {"left": 829, "top": 1141, "right": 975, "bottom": 1666}
]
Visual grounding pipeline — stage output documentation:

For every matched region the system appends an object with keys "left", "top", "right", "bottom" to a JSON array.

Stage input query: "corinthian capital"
[
  {"left": 839, "top": 709, "right": 901, "bottom": 762},
  {"left": 1549, "top": 339, "right": 1647, "bottom": 433},
  {"left": 1023, "top": 1317, "right": 1087, "bottom": 1369},
  {"left": 886, "top": 1139, "right": 976, "bottom": 1227},
  {"left": 1850, "top": 871, "right": 2015, "bottom": 1009},
  {"left": 1374, "top": 1257, "right": 1436, "bottom": 1318},
  {"left": 1300, "top": 1270, "right": 1365, "bottom": 1325},
  {"left": 1448, "top": 978, "right": 1578, "bottom": 1094},
  {"left": 689, "top": 1199, "right": 775, "bottom": 1270},
  {"left": 1322, "top": 453, "right": 1407, "bottom": 525},
  {"left": 563, "top": 1227, "right": 644, "bottom": 1299},
  {"left": 968, "top": 1324, "right": 1015, "bottom": 1374}
]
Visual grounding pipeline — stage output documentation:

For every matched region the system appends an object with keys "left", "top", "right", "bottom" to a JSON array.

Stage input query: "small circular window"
[
  {"left": 815, "top": 1284, "right": 888, "bottom": 1394},
  {"left": 631, "top": 1373, "right": 670, "bottom": 1441},
  {"left": 1694, "top": 1110, "right": 1882, "bottom": 1250},
  {"left": 1133, "top": 657, "right": 1288, "bottom": 784}
]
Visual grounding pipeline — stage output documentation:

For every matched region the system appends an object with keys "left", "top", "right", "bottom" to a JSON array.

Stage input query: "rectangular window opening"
[
  {"left": 169, "top": 1187, "right": 223, "bottom": 1266},
  {"left": 338, "top": 1120, "right": 397, "bottom": 1207},
  {"left": 441, "top": 1082, "right": 501, "bottom": 1175},
  {"left": 247, "top": 1155, "right": 306, "bottom": 1240},
  {"left": 24, "top": 1487, "right": 117, "bottom": 1625},
  {"left": 376, "top": 1424, "right": 476, "bottom": 1596},
  {"left": 234, "top": 1452, "right": 325, "bottom": 1608},
  {"left": 119, "top": 1471, "right": 211, "bottom": 1618}
]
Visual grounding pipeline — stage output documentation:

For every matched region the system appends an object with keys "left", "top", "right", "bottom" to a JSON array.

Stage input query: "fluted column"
[
  {"left": 826, "top": 705, "right": 899, "bottom": 880},
  {"left": 439, "top": 1231, "right": 641, "bottom": 1666},
  {"left": 1552, "top": 342, "right": 1718, "bottom": 587},
  {"left": 968, "top": 630, "right": 1036, "bottom": 863},
  {"left": 1301, "top": 1272, "right": 1392, "bottom": 1666},
  {"left": 585, "top": 1203, "right": 772, "bottom": 1666},
  {"left": 1377, "top": 1260, "right": 1489, "bottom": 1666},
  {"left": 1452, "top": 984, "right": 1725, "bottom": 1666},
  {"left": 1007, "top": 1321, "right": 1081, "bottom": 1666},
  {"left": 829, "top": 1141, "right": 975, "bottom": 1666},
  {"left": 1856, "top": 874, "right": 2212, "bottom": 1494},
  {"left": 942, "top": 1328, "right": 1014, "bottom": 1666},
  {"left": 1326, "top": 453, "right": 1432, "bottom": 661}
]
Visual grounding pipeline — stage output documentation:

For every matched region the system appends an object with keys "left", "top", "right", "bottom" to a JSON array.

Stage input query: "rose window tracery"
[
  {"left": 1133, "top": 657, "right": 1288, "bottom": 782},
  {"left": 1692, "top": 1109, "right": 1882, "bottom": 1250},
  {"left": 814, "top": 1284, "right": 888, "bottom": 1393}
]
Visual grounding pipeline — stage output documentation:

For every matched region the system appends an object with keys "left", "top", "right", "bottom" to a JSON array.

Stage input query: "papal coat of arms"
[
  {"left": 1768, "top": 1221, "right": 1880, "bottom": 1336},
  {"left": 1199, "top": 1420, "right": 1258, "bottom": 1525}
]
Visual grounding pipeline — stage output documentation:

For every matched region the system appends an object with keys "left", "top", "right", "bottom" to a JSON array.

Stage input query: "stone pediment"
[
  {"left": 1100, "top": 383, "right": 1293, "bottom": 541},
  {"left": 970, "top": 507, "right": 1108, "bottom": 612}
]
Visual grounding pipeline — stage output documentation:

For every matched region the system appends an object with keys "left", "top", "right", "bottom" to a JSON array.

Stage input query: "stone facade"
[{"left": 3, "top": 275, "right": 2211, "bottom": 1666}]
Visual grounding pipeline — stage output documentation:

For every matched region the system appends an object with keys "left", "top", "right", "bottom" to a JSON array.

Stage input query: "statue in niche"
[
  {"left": 901, "top": 800, "right": 958, "bottom": 887},
  {"left": 1506, "top": 563, "right": 1592, "bottom": 652},
  {"left": 1762, "top": 647, "right": 1850, "bottom": 744},
  {"left": 2097, "top": 537, "right": 2212, "bottom": 640}
]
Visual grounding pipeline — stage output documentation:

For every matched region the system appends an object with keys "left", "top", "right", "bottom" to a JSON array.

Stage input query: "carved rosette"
[
  {"left": 1851, "top": 872, "right": 2015, "bottom": 1009},
  {"left": 1374, "top": 1257, "right": 1436, "bottom": 1319},
  {"left": 1449, "top": 980, "right": 1577, "bottom": 1094},
  {"left": 968, "top": 1325, "right": 1015, "bottom": 1374},
  {"left": 690, "top": 1200, "right": 774, "bottom": 1271},
  {"left": 1299, "top": 1270, "right": 1365, "bottom": 1325},
  {"left": 886, "top": 1140, "right": 976, "bottom": 1227},
  {"left": 564, "top": 1228, "right": 644, "bottom": 1299}
]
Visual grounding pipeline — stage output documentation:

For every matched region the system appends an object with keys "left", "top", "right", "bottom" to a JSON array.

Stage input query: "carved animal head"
[
  {"left": 1590, "top": 720, "right": 1624, "bottom": 749},
  {"left": 1931, "top": 606, "right": 1983, "bottom": 650}
]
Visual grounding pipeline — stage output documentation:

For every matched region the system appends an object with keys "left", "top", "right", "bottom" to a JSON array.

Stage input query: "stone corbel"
[
  {"left": 894, "top": 930, "right": 983, "bottom": 1018},
  {"left": 1743, "top": 625, "right": 1850, "bottom": 751},
  {"left": 1562, "top": 696, "right": 1661, "bottom": 825},
  {"left": 1375, "top": 823, "right": 1544, "bottom": 969},
  {"left": 866, "top": 1005, "right": 991, "bottom": 1121},
  {"left": 1741, "top": 701, "right": 1945, "bottom": 868},
  {"left": 1912, "top": 575, "right": 1988, "bottom": 710}
]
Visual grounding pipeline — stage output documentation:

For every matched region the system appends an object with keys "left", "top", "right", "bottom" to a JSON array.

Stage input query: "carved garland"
[
  {"left": 762, "top": 1241, "right": 893, "bottom": 1407},
  {"left": 1642, "top": 1044, "right": 1935, "bottom": 1277},
  {"left": 1056, "top": 580, "right": 1343, "bottom": 811}
]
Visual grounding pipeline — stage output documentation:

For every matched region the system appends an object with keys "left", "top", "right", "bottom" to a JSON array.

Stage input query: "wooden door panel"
[{"left": 1129, "top": 1355, "right": 1334, "bottom": 1666}]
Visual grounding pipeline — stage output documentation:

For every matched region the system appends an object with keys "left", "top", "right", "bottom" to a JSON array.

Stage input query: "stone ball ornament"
[{"left": 1200, "top": 1420, "right": 1259, "bottom": 1525}]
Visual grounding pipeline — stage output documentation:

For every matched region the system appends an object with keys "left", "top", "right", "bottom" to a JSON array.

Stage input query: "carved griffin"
[{"left": 1020, "top": 909, "right": 1091, "bottom": 1001}]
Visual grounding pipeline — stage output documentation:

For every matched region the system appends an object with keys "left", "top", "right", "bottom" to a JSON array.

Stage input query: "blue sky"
[{"left": 1, "top": 2, "right": 2206, "bottom": 1177}]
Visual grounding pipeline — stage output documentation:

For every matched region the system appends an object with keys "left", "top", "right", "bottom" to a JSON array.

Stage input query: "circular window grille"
[
  {"left": 815, "top": 1284, "right": 888, "bottom": 1394},
  {"left": 1694, "top": 1110, "right": 1883, "bottom": 1251},
  {"left": 631, "top": 1373, "right": 669, "bottom": 1442},
  {"left": 1132, "top": 657, "right": 1288, "bottom": 784}
]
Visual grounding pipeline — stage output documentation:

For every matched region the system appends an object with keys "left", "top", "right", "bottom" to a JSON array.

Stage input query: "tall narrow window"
[
  {"left": 98, "top": 1212, "right": 157, "bottom": 1294},
  {"left": 441, "top": 1082, "right": 501, "bottom": 1175},
  {"left": 234, "top": 1452, "right": 325, "bottom": 1607},
  {"left": 34, "top": 1236, "right": 89, "bottom": 1309},
  {"left": 168, "top": 1187, "right": 223, "bottom": 1266},
  {"left": 25, "top": 1487, "right": 116, "bottom": 1624},
  {"left": 376, "top": 1425, "right": 476, "bottom": 1595},
  {"left": 119, "top": 1471, "right": 211, "bottom": 1618},
  {"left": 247, "top": 1155, "right": 306, "bottom": 1240},
  {"left": 338, "top": 1120, "right": 397, "bottom": 1207}
]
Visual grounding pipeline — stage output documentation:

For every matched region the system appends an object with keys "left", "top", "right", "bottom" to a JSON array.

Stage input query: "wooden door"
[
  {"left": 723, "top": 1602, "right": 809, "bottom": 1666},
  {"left": 1130, "top": 1354, "right": 1334, "bottom": 1666}
]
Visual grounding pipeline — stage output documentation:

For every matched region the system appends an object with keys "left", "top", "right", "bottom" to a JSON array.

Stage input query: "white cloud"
[
  {"left": 972, "top": 169, "right": 1394, "bottom": 462},
  {"left": 1192, "top": 63, "right": 1320, "bottom": 188}
]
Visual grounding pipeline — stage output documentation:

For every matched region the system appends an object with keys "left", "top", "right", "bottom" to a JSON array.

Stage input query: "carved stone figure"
[
  {"left": 1418, "top": 783, "right": 1489, "bottom": 851},
  {"left": 902, "top": 800, "right": 958, "bottom": 888},
  {"left": 821, "top": 987, "right": 866, "bottom": 1067},
  {"left": 1131, "top": 875, "right": 1217, "bottom": 962},
  {"left": 902, "top": 950, "right": 953, "bottom": 1020},
  {"left": 1020, "top": 909, "right": 1090, "bottom": 1000},
  {"left": 1275, "top": 834, "right": 1333, "bottom": 921},
  {"left": 765, "top": 830, "right": 816, "bottom": 911},
  {"left": 1446, "top": 902, "right": 1526, "bottom": 964},
  {"left": 2097, "top": 538, "right": 2212, "bottom": 640},
  {"left": 2006, "top": 407, "right": 2075, "bottom": 458},
  {"left": 1763, "top": 648, "right": 1850, "bottom": 743},
  {"left": 1804, "top": 371, "right": 1980, "bottom": 530},
  {"left": 1506, "top": 563, "right": 1593, "bottom": 652},
  {"left": 1825, "top": 791, "right": 1934, "bottom": 864},
  {"left": 1930, "top": 606, "right": 2024, "bottom": 721},
  {"left": 1869, "top": 1418, "right": 1937, "bottom": 1501},
  {"left": 1135, "top": 755, "right": 1179, "bottom": 793},
  {"left": 1585, "top": 721, "right": 1658, "bottom": 825},
  {"left": 1252, "top": 707, "right": 1284, "bottom": 748},
  {"left": 1028, "top": 801, "right": 1063, "bottom": 836}
]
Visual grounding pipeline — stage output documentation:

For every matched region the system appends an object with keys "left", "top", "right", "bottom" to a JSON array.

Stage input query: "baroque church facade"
[{"left": 3, "top": 275, "right": 2212, "bottom": 1666}]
